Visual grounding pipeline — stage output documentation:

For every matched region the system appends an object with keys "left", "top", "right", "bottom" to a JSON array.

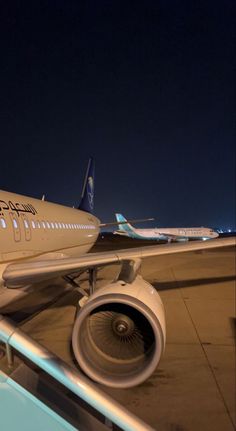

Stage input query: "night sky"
[{"left": 0, "top": 1, "right": 235, "bottom": 230}]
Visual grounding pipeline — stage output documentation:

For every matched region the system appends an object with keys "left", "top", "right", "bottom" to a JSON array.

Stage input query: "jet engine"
[{"left": 72, "top": 275, "right": 166, "bottom": 388}]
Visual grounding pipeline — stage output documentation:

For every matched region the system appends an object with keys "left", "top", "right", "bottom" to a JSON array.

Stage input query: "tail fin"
[
  {"left": 78, "top": 158, "right": 95, "bottom": 214},
  {"left": 115, "top": 213, "right": 135, "bottom": 233}
]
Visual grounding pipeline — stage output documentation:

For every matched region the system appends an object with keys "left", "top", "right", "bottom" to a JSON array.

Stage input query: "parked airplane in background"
[
  {"left": 0, "top": 159, "right": 233, "bottom": 389},
  {"left": 114, "top": 213, "right": 219, "bottom": 241}
]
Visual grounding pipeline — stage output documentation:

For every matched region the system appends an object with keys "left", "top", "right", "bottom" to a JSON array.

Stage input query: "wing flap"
[{"left": 3, "top": 237, "right": 235, "bottom": 287}]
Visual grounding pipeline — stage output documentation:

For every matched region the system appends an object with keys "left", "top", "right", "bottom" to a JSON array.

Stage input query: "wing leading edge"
[{"left": 3, "top": 237, "right": 235, "bottom": 288}]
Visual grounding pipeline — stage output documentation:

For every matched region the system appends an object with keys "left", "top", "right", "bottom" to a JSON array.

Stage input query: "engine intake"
[{"left": 72, "top": 276, "right": 166, "bottom": 388}]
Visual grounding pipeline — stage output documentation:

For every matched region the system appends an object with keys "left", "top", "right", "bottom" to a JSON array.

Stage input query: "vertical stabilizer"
[
  {"left": 115, "top": 213, "right": 135, "bottom": 233},
  {"left": 78, "top": 158, "right": 95, "bottom": 214}
]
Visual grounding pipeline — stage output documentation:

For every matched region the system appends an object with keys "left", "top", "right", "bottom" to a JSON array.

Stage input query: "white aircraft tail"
[{"left": 115, "top": 214, "right": 136, "bottom": 233}]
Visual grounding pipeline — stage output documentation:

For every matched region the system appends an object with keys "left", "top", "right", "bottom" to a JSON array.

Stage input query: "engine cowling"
[{"left": 72, "top": 275, "right": 166, "bottom": 388}]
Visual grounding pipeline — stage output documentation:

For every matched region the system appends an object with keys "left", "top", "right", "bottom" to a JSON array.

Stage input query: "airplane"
[
  {"left": 0, "top": 158, "right": 234, "bottom": 389},
  {"left": 114, "top": 213, "right": 219, "bottom": 242}
]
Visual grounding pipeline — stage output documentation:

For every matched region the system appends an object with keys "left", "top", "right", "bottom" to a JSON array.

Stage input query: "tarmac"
[{"left": 0, "top": 235, "right": 235, "bottom": 431}]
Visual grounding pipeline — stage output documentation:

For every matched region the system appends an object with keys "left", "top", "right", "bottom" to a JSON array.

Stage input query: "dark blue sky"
[{"left": 0, "top": 1, "right": 235, "bottom": 229}]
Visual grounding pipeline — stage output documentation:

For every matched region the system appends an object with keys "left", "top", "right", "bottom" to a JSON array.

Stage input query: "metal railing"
[{"left": 0, "top": 315, "right": 155, "bottom": 431}]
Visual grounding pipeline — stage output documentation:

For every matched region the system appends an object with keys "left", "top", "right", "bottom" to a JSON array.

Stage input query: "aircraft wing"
[
  {"left": 3, "top": 237, "right": 235, "bottom": 288},
  {"left": 100, "top": 217, "right": 154, "bottom": 227},
  {"left": 158, "top": 232, "right": 178, "bottom": 237}
]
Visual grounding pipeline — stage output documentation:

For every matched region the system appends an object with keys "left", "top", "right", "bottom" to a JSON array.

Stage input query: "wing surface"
[{"left": 3, "top": 237, "right": 235, "bottom": 287}]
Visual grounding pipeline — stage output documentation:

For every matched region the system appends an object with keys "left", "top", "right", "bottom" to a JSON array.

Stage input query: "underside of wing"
[{"left": 2, "top": 237, "right": 235, "bottom": 288}]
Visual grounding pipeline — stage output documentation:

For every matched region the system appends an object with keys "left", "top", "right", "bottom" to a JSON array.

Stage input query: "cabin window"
[
  {"left": 0, "top": 218, "right": 7, "bottom": 228},
  {"left": 42, "top": 221, "right": 46, "bottom": 229},
  {"left": 46, "top": 221, "right": 50, "bottom": 229},
  {"left": 31, "top": 221, "right": 36, "bottom": 229},
  {"left": 51, "top": 222, "right": 54, "bottom": 229},
  {"left": 13, "top": 219, "right": 18, "bottom": 229},
  {"left": 24, "top": 219, "right": 29, "bottom": 229}
]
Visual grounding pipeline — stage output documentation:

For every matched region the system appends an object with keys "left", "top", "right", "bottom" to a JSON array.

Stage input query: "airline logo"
[{"left": 87, "top": 176, "right": 94, "bottom": 211}]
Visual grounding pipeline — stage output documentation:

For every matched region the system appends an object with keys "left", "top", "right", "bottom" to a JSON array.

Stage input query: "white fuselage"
[
  {"left": 135, "top": 227, "right": 218, "bottom": 240},
  {"left": 0, "top": 190, "right": 100, "bottom": 266},
  {"left": 115, "top": 225, "right": 218, "bottom": 241}
]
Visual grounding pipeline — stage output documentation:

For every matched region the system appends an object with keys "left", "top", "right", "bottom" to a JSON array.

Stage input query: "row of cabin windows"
[
  {"left": 0, "top": 217, "right": 96, "bottom": 231},
  {"left": 179, "top": 230, "right": 201, "bottom": 235}
]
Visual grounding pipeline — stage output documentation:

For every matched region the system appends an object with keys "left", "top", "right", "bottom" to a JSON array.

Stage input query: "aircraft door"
[
  {"left": 21, "top": 214, "right": 31, "bottom": 241},
  {"left": 9, "top": 212, "right": 21, "bottom": 242}
]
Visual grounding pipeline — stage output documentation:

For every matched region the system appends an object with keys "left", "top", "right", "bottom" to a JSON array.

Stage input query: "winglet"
[{"left": 78, "top": 158, "right": 95, "bottom": 214}]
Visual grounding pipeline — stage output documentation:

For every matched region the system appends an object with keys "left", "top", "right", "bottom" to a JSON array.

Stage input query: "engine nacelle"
[{"left": 72, "top": 276, "right": 166, "bottom": 388}]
